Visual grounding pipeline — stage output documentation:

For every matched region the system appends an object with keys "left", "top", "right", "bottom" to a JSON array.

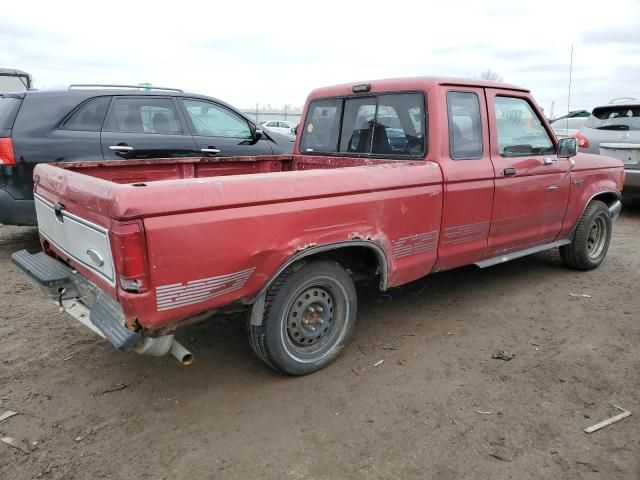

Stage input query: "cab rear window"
[
  {"left": 584, "top": 106, "right": 640, "bottom": 131},
  {"left": 300, "top": 93, "right": 426, "bottom": 157}
]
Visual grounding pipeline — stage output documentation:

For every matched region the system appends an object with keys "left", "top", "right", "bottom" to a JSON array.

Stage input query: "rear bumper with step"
[{"left": 11, "top": 249, "right": 141, "bottom": 351}]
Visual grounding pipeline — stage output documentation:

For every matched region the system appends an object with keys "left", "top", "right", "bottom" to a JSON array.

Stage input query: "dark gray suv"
[{"left": 0, "top": 85, "right": 293, "bottom": 225}]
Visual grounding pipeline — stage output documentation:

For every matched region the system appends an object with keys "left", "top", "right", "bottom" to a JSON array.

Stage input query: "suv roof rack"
[
  {"left": 608, "top": 97, "right": 637, "bottom": 104},
  {"left": 68, "top": 84, "right": 183, "bottom": 92}
]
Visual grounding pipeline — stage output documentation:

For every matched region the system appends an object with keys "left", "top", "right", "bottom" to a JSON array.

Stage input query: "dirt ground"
[{"left": 0, "top": 210, "right": 638, "bottom": 480}]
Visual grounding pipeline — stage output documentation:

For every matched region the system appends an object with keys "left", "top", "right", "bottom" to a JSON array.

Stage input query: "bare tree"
[{"left": 478, "top": 69, "right": 503, "bottom": 82}]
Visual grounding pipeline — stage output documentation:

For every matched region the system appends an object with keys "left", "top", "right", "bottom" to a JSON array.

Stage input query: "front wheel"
[
  {"left": 560, "top": 200, "right": 612, "bottom": 270},
  {"left": 248, "top": 260, "right": 357, "bottom": 375}
]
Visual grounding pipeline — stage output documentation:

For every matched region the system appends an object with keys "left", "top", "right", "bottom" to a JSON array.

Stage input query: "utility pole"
[{"left": 255, "top": 102, "right": 259, "bottom": 124}]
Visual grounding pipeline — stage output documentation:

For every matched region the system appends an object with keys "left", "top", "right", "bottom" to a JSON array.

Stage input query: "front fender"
[{"left": 558, "top": 170, "right": 622, "bottom": 239}]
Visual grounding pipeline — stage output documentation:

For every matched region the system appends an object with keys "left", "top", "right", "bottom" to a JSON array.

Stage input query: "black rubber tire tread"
[
  {"left": 247, "top": 262, "right": 304, "bottom": 372},
  {"left": 248, "top": 259, "right": 357, "bottom": 375},
  {"left": 560, "top": 200, "right": 611, "bottom": 271}
]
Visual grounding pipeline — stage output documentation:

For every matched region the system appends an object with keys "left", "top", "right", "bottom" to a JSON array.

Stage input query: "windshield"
[{"left": 584, "top": 106, "right": 640, "bottom": 131}]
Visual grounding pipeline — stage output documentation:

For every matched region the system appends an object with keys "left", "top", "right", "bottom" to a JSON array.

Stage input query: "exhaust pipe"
[
  {"left": 134, "top": 335, "right": 194, "bottom": 365},
  {"left": 170, "top": 340, "right": 194, "bottom": 366}
]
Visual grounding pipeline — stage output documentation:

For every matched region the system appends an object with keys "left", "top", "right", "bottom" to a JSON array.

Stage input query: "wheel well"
[
  {"left": 312, "top": 246, "right": 384, "bottom": 289},
  {"left": 591, "top": 191, "right": 620, "bottom": 207}
]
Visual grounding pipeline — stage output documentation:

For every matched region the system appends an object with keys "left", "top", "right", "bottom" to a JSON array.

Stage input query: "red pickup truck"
[{"left": 13, "top": 77, "right": 624, "bottom": 375}]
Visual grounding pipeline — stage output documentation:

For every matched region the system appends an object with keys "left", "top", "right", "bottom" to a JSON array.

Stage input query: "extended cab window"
[
  {"left": 61, "top": 96, "right": 111, "bottom": 132},
  {"left": 104, "top": 98, "right": 183, "bottom": 134},
  {"left": 494, "top": 97, "right": 554, "bottom": 157},
  {"left": 183, "top": 99, "right": 251, "bottom": 139},
  {"left": 301, "top": 93, "right": 425, "bottom": 157},
  {"left": 447, "top": 92, "right": 483, "bottom": 159}
]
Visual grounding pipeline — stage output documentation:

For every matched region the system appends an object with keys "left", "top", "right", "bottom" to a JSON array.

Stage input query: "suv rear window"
[
  {"left": 0, "top": 97, "right": 21, "bottom": 130},
  {"left": 584, "top": 106, "right": 640, "bottom": 131},
  {"left": 61, "top": 96, "right": 111, "bottom": 132},
  {"left": 300, "top": 93, "right": 426, "bottom": 157}
]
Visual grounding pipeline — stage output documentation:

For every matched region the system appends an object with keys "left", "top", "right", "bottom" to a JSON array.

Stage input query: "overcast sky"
[{"left": 1, "top": 0, "right": 638, "bottom": 117}]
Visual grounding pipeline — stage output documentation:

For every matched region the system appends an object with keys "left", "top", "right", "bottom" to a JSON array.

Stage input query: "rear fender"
[{"left": 249, "top": 240, "right": 388, "bottom": 326}]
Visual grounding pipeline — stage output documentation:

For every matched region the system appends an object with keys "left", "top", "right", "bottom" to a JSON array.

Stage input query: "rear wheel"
[
  {"left": 248, "top": 260, "right": 357, "bottom": 375},
  {"left": 560, "top": 200, "right": 612, "bottom": 270}
]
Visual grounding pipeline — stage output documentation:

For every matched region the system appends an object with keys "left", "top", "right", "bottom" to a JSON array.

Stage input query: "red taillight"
[
  {"left": 572, "top": 132, "right": 589, "bottom": 149},
  {"left": 0, "top": 138, "right": 16, "bottom": 165},
  {"left": 110, "top": 220, "right": 149, "bottom": 293}
]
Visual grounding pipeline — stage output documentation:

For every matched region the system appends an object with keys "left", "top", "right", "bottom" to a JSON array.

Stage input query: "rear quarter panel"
[{"left": 134, "top": 162, "right": 443, "bottom": 329}]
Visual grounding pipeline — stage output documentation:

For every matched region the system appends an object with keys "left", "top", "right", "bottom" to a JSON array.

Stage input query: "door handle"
[
  {"left": 543, "top": 157, "right": 556, "bottom": 165},
  {"left": 200, "top": 148, "right": 221, "bottom": 154},
  {"left": 109, "top": 145, "right": 134, "bottom": 152},
  {"left": 503, "top": 167, "right": 517, "bottom": 176}
]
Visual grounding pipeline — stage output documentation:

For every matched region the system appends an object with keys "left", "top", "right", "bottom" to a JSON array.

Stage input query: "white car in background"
[
  {"left": 551, "top": 116, "right": 588, "bottom": 139},
  {"left": 261, "top": 120, "right": 296, "bottom": 135}
]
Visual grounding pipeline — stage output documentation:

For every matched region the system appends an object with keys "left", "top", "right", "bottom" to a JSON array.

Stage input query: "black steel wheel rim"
[
  {"left": 587, "top": 213, "right": 608, "bottom": 260},
  {"left": 280, "top": 276, "right": 349, "bottom": 363}
]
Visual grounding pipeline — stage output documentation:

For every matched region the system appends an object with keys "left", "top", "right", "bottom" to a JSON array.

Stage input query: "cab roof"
[{"left": 307, "top": 76, "right": 528, "bottom": 100}]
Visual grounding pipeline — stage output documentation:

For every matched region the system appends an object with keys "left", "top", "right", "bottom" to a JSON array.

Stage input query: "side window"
[
  {"left": 183, "top": 99, "right": 251, "bottom": 139},
  {"left": 104, "top": 98, "right": 182, "bottom": 134},
  {"left": 447, "top": 92, "right": 483, "bottom": 160},
  {"left": 61, "top": 97, "right": 111, "bottom": 132},
  {"left": 299, "top": 99, "right": 343, "bottom": 153},
  {"left": 494, "top": 97, "right": 554, "bottom": 157}
]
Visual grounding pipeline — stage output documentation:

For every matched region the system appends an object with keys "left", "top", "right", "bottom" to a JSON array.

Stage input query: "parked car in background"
[
  {"left": 261, "top": 119, "right": 296, "bottom": 135},
  {"left": 551, "top": 116, "right": 588, "bottom": 139},
  {"left": 0, "top": 85, "right": 293, "bottom": 225},
  {"left": 0, "top": 68, "right": 32, "bottom": 93},
  {"left": 575, "top": 98, "right": 640, "bottom": 203}
]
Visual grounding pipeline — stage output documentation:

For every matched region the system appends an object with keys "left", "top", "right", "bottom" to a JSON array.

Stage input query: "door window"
[
  {"left": 104, "top": 98, "right": 183, "bottom": 134},
  {"left": 183, "top": 99, "right": 251, "bottom": 139},
  {"left": 61, "top": 96, "right": 111, "bottom": 132},
  {"left": 447, "top": 91, "right": 483, "bottom": 159},
  {"left": 494, "top": 97, "right": 554, "bottom": 156}
]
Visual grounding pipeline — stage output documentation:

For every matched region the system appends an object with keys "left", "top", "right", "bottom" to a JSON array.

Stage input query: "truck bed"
[{"left": 59, "top": 155, "right": 394, "bottom": 185}]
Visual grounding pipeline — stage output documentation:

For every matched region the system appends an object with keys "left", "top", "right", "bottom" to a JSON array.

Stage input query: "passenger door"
[
  {"left": 433, "top": 88, "right": 495, "bottom": 271},
  {"left": 100, "top": 96, "right": 198, "bottom": 160},
  {"left": 486, "top": 90, "right": 571, "bottom": 255},
  {"left": 179, "top": 99, "right": 273, "bottom": 156}
]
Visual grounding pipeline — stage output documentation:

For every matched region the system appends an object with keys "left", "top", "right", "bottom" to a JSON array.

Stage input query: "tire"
[
  {"left": 248, "top": 260, "right": 357, "bottom": 375},
  {"left": 560, "top": 200, "right": 612, "bottom": 270}
]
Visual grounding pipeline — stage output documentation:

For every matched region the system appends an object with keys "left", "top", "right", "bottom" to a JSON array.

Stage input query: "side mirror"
[
  {"left": 292, "top": 125, "right": 298, "bottom": 135},
  {"left": 254, "top": 127, "right": 263, "bottom": 141},
  {"left": 558, "top": 137, "right": 577, "bottom": 158}
]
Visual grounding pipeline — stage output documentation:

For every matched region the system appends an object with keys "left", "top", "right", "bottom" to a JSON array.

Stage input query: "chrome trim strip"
[{"left": 474, "top": 239, "right": 571, "bottom": 269}]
